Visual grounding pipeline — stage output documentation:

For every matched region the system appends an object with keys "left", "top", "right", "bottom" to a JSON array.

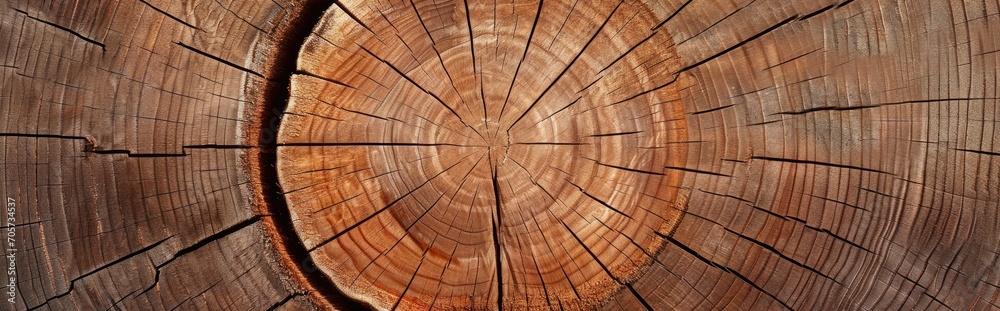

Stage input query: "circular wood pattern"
[
  {"left": 277, "top": 1, "right": 688, "bottom": 309},
  {"left": 5, "top": 0, "right": 1000, "bottom": 310}
]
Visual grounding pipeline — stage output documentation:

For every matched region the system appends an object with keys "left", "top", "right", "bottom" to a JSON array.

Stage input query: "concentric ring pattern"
[
  {"left": 2, "top": 0, "right": 999, "bottom": 310},
  {"left": 276, "top": 1, "right": 689, "bottom": 309}
]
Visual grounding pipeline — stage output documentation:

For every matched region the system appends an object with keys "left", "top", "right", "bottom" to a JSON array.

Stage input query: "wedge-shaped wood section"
[{"left": 2, "top": 0, "right": 999, "bottom": 310}]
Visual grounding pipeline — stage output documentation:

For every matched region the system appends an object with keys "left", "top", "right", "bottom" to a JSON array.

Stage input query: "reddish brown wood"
[
  {"left": 278, "top": 1, "right": 688, "bottom": 309},
  {"left": 2, "top": 0, "right": 999, "bottom": 310}
]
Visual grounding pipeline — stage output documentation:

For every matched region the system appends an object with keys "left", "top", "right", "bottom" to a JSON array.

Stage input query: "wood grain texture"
[
  {"left": 278, "top": 1, "right": 688, "bottom": 309},
  {"left": 0, "top": 0, "right": 313, "bottom": 310},
  {"left": 2, "top": 0, "right": 998, "bottom": 310}
]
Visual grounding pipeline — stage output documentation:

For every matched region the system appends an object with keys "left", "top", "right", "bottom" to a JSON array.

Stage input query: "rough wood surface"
[
  {"left": 278, "top": 1, "right": 688, "bottom": 309},
  {"left": 2, "top": 0, "right": 999, "bottom": 310},
  {"left": 0, "top": 0, "right": 311, "bottom": 309}
]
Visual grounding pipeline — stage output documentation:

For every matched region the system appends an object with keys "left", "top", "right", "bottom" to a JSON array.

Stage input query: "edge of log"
[{"left": 242, "top": 0, "right": 367, "bottom": 309}]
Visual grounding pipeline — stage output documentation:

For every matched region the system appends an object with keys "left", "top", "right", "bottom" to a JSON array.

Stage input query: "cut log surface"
[
  {"left": 277, "top": 1, "right": 688, "bottom": 309},
  {"left": 1, "top": 0, "right": 998, "bottom": 311},
  {"left": 0, "top": 0, "right": 311, "bottom": 310}
]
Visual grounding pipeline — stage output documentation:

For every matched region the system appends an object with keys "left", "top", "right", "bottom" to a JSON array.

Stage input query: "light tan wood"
[{"left": 3, "top": 0, "right": 999, "bottom": 310}]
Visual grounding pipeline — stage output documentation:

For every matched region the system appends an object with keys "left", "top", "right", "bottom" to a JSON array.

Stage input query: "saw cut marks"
[{"left": 276, "top": 0, "right": 689, "bottom": 309}]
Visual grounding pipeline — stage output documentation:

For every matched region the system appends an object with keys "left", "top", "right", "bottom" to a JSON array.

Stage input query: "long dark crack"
[
  {"left": 16, "top": 9, "right": 106, "bottom": 51},
  {"left": 496, "top": 0, "right": 545, "bottom": 125},
  {"left": 252, "top": 0, "right": 368, "bottom": 309},
  {"left": 507, "top": 0, "right": 624, "bottom": 132},
  {"left": 490, "top": 163, "right": 505, "bottom": 311}
]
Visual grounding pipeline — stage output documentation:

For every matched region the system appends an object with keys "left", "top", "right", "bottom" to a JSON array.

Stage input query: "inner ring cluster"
[{"left": 275, "top": 1, "right": 689, "bottom": 309}]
